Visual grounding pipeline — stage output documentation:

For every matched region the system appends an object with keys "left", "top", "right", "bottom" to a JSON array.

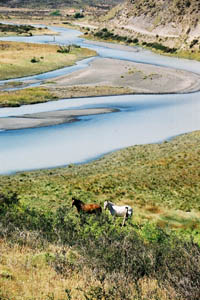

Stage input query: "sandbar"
[
  {"left": 46, "top": 57, "right": 200, "bottom": 99},
  {"left": 0, "top": 108, "right": 117, "bottom": 131}
]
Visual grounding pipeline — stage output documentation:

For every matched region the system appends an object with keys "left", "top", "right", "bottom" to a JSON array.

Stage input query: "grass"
[
  {"left": 0, "top": 131, "right": 200, "bottom": 299},
  {"left": 0, "top": 23, "right": 56, "bottom": 37},
  {"left": 0, "top": 242, "right": 173, "bottom": 300},
  {"left": 0, "top": 87, "right": 58, "bottom": 107},
  {"left": 47, "top": 85, "right": 134, "bottom": 99},
  {"left": 0, "top": 41, "right": 96, "bottom": 80},
  {"left": 0, "top": 130, "right": 199, "bottom": 227}
]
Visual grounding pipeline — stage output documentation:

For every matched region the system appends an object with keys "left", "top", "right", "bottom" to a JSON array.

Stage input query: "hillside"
[
  {"left": 99, "top": 0, "right": 200, "bottom": 51},
  {"left": 0, "top": 0, "right": 123, "bottom": 9}
]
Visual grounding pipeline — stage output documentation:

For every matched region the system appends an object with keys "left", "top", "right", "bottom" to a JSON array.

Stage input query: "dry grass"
[
  {"left": 0, "top": 240, "right": 175, "bottom": 300},
  {"left": 0, "top": 241, "right": 75, "bottom": 299},
  {"left": 0, "top": 41, "right": 96, "bottom": 80},
  {"left": 48, "top": 85, "right": 134, "bottom": 99}
]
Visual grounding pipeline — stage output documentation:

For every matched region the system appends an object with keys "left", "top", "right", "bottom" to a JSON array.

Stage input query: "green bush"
[
  {"left": 57, "top": 45, "right": 71, "bottom": 53},
  {"left": 30, "top": 57, "right": 40, "bottom": 63},
  {"left": 74, "top": 12, "right": 84, "bottom": 19},
  {"left": 50, "top": 10, "right": 61, "bottom": 16}
]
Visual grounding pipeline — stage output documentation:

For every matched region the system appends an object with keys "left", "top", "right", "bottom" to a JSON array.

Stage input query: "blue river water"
[{"left": 0, "top": 25, "right": 200, "bottom": 174}]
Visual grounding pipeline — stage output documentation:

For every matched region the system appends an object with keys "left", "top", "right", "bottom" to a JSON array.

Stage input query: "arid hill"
[
  {"left": 100, "top": 0, "right": 200, "bottom": 51},
  {"left": 0, "top": 0, "right": 122, "bottom": 8}
]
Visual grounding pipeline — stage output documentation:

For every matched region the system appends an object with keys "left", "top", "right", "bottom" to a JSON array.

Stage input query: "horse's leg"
[{"left": 122, "top": 214, "right": 127, "bottom": 226}]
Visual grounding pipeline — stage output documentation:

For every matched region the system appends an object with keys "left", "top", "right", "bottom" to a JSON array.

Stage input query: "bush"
[
  {"left": 74, "top": 12, "right": 84, "bottom": 19},
  {"left": 57, "top": 45, "right": 71, "bottom": 53},
  {"left": 30, "top": 57, "right": 40, "bottom": 63},
  {"left": 50, "top": 10, "right": 61, "bottom": 16},
  {"left": 1, "top": 190, "right": 200, "bottom": 299}
]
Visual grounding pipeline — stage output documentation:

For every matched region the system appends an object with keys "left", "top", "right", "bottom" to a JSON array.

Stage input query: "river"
[{"left": 0, "top": 25, "right": 200, "bottom": 175}]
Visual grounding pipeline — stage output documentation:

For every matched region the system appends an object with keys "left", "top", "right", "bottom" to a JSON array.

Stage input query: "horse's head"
[
  {"left": 72, "top": 197, "right": 83, "bottom": 208},
  {"left": 72, "top": 197, "right": 78, "bottom": 207},
  {"left": 104, "top": 201, "right": 108, "bottom": 210}
]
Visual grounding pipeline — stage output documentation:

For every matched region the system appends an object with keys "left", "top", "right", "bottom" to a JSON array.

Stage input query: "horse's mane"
[
  {"left": 72, "top": 198, "right": 84, "bottom": 205},
  {"left": 107, "top": 201, "right": 115, "bottom": 205}
]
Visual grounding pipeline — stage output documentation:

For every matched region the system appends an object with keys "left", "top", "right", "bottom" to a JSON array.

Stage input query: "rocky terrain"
[
  {"left": 0, "top": 0, "right": 122, "bottom": 9},
  {"left": 99, "top": 0, "right": 200, "bottom": 51}
]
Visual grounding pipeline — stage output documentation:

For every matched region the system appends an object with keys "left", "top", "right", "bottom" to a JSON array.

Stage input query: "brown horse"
[{"left": 72, "top": 197, "right": 102, "bottom": 214}]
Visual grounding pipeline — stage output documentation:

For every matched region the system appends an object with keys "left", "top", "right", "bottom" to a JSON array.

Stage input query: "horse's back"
[
  {"left": 113, "top": 204, "right": 133, "bottom": 217},
  {"left": 83, "top": 203, "right": 102, "bottom": 214}
]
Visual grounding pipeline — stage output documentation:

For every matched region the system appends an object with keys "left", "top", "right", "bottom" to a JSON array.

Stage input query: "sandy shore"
[
  {"left": 0, "top": 108, "right": 117, "bottom": 130},
  {"left": 46, "top": 57, "right": 200, "bottom": 98}
]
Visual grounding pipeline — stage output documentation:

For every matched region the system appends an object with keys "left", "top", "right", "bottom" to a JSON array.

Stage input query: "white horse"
[{"left": 104, "top": 201, "right": 133, "bottom": 226}]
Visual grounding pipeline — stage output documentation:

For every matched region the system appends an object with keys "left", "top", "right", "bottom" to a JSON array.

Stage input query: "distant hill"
[
  {"left": 100, "top": 0, "right": 200, "bottom": 51},
  {"left": 0, "top": 0, "right": 123, "bottom": 8}
]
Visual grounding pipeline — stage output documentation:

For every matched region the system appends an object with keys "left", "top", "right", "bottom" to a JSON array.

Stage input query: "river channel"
[{"left": 0, "top": 25, "right": 200, "bottom": 174}]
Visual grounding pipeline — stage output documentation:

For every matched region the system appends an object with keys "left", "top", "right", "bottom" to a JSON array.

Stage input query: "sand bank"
[
  {"left": 46, "top": 57, "right": 200, "bottom": 99},
  {"left": 0, "top": 108, "right": 116, "bottom": 131}
]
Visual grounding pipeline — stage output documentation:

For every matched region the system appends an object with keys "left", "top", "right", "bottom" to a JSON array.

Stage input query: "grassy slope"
[
  {"left": 1, "top": 130, "right": 200, "bottom": 229},
  {"left": 0, "top": 130, "right": 200, "bottom": 300}
]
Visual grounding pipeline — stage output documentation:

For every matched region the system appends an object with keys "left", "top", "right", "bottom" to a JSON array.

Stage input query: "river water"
[{"left": 0, "top": 25, "right": 200, "bottom": 174}]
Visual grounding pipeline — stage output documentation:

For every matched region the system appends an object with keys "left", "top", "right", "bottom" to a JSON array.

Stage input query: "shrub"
[
  {"left": 57, "top": 45, "right": 71, "bottom": 53},
  {"left": 74, "top": 12, "right": 84, "bottom": 19},
  {"left": 132, "top": 38, "right": 139, "bottom": 43},
  {"left": 190, "top": 39, "right": 199, "bottom": 48},
  {"left": 30, "top": 57, "right": 40, "bottom": 63},
  {"left": 50, "top": 10, "right": 61, "bottom": 16}
]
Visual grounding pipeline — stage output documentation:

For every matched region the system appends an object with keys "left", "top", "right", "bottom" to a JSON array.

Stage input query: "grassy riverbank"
[
  {"left": 0, "top": 131, "right": 200, "bottom": 299},
  {"left": 0, "top": 87, "right": 57, "bottom": 107},
  {"left": 0, "top": 23, "right": 57, "bottom": 37},
  {"left": 84, "top": 30, "right": 200, "bottom": 61},
  {"left": 0, "top": 41, "right": 96, "bottom": 80}
]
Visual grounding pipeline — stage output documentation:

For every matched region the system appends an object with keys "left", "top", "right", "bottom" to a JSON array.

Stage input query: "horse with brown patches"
[{"left": 72, "top": 197, "right": 102, "bottom": 215}]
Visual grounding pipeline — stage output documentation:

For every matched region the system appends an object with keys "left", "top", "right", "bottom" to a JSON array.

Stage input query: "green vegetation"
[
  {"left": 93, "top": 28, "right": 137, "bottom": 43},
  {"left": 0, "top": 87, "right": 57, "bottom": 107},
  {"left": 57, "top": 45, "right": 71, "bottom": 53},
  {"left": 49, "top": 10, "right": 61, "bottom": 16},
  {"left": 1, "top": 130, "right": 199, "bottom": 216},
  {"left": 0, "top": 23, "right": 35, "bottom": 35},
  {"left": 142, "top": 41, "right": 177, "bottom": 54},
  {"left": 91, "top": 29, "right": 177, "bottom": 54},
  {"left": 74, "top": 12, "right": 84, "bottom": 19},
  {"left": 0, "top": 131, "right": 200, "bottom": 299}
]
